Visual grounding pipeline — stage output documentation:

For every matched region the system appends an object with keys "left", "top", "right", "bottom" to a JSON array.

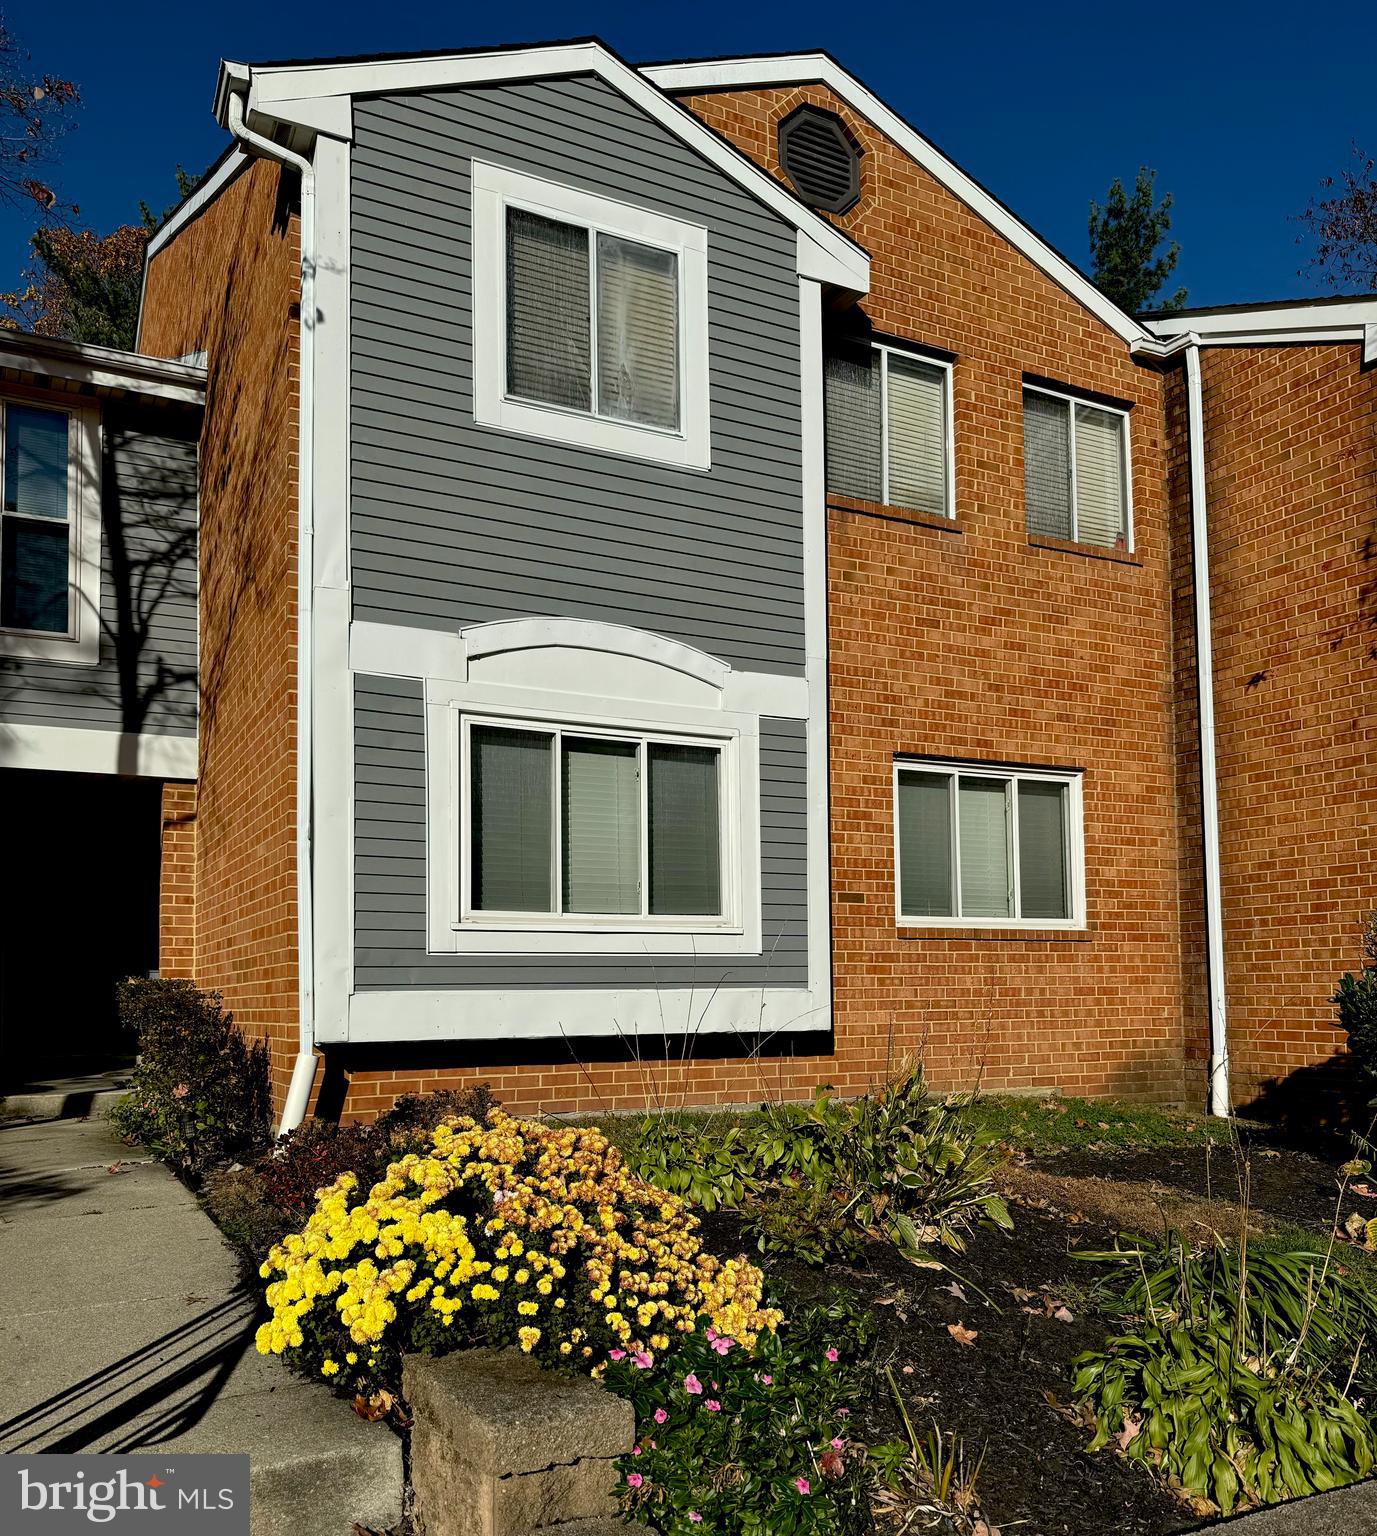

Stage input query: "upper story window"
[
  {"left": 894, "top": 759, "right": 1084, "bottom": 928},
  {"left": 462, "top": 715, "right": 735, "bottom": 931},
  {"left": 472, "top": 161, "right": 710, "bottom": 470},
  {"left": 1023, "top": 383, "right": 1131, "bottom": 550},
  {"left": 824, "top": 340, "right": 953, "bottom": 518},
  {"left": 0, "top": 398, "right": 99, "bottom": 665}
]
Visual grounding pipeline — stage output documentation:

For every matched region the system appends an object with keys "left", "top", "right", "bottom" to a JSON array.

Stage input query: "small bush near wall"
[
  {"left": 110, "top": 978, "right": 271, "bottom": 1181},
  {"left": 1335, "top": 914, "right": 1377, "bottom": 1090}
]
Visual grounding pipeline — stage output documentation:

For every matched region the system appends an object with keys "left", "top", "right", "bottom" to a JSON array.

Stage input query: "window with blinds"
[
  {"left": 895, "top": 761, "right": 1080, "bottom": 925},
  {"left": 466, "top": 719, "right": 726, "bottom": 923},
  {"left": 825, "top": 342, "right": 951, "bottom": 517},
  {"left": 506, "top": 207, "right": 680, "bottom": 433},
  {"left": 0, "top": 403, "right": 72, "bottom": 636},
  {"left": 1022, "top": 385, "right": 1129, "bottom": 549}
]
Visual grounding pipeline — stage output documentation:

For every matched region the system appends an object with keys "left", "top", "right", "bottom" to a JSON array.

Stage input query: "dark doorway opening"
[{"left": 0, "top": 768, "right": 163, "bottom": 1090}]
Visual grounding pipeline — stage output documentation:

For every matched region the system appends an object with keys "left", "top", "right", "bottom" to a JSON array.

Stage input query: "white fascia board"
[
  {"left": 1148, "top": 301, "right": 1377, "bottom": 364},
  {"left": 221, "top": 42, "right": 869, "bottom": 294},
  {"left": 0, "top": 332, "right": 205, "bottom": 404},
  {"left": 0, "top": 723, "right": 196, "bottom": 779},
  {"left": 642, "top": 54, "right": 1149, "bottom": 347}
]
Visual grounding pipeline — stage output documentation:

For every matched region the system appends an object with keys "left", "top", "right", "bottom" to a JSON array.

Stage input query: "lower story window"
[
  {"left": 894, "top": 759, "right": 1083, "bottom": 925},
  {"left": 465, "top": 717, "right": 728, "bottom": 924}
]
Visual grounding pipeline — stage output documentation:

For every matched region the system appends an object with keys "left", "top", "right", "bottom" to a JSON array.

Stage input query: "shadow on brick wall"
[{"left": 1236, "top": 1053, "right": 1372, "bottom": 1154}]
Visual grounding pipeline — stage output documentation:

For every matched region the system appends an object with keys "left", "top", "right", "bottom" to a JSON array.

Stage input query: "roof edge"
[{"left": 0, "top": 328, "right": 206, "bottom": 403}]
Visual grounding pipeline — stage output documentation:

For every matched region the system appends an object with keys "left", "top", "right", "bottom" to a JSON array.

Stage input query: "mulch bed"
[{"left": 704, "top": 1134, "right": 1360, "bottom": 1536}]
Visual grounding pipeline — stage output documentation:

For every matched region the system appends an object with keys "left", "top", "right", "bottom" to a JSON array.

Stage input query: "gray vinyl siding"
[
  {"left": 0, "top": 398, "right": 198, "bottom": 742},
  {"left": 349, "top": 74, "right": 805, "bottom": 675},
  {"left": 353, "top": 674, "right": 808, "bottom": 990}
]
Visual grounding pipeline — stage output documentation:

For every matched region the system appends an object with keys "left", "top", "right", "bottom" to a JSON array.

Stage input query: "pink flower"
[
  {"left": 626, "top": 1472, "right": 643, "bottom": 1489},
  {"left": 795, "top": 1477, "right": 811, "bottom": 1495},
  {"left": 759, "top": 1373, "right": 773, "bottom": 1385},
  {"left": 653, "top": 1407, "right": 668, "bottom": 1424},
  {"left": 631, "top": 1350, "right": 654, "bottom": 1369},
  {"left": 824, "top": 1348, "right": 839, "bottom": 1362},
  {"left": 836, "top": 1407, "right": 849, "bottom": 1417},
  {"left": 684, "top": 1373, "right": 703, "bottom": 1395},
  {"left": 710, "top": 1334, "right": 733, "bottom": 1355},
  {"left": 609, "top": 1349, "right": 626, "bottom": 1361},
  {"left": 632, "top": 1445, "right": 642, "bottom": 1456},
  {"left": 705, "top": 1326, "right": 719, "bottom": 1342},
  {"left": 830, "top": 1437, "right": 845, "bottom": 1451},
  {"left": 689, "top": 1515, "right": 703, "bottom": 1525},
  {"left": 704, "top": 1399, "right": 721, "bottom": 1412}
]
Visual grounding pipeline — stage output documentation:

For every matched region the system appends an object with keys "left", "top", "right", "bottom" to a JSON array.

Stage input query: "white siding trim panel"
[{"left": 0, "top": 722, "right": 196, "bottom": 778}]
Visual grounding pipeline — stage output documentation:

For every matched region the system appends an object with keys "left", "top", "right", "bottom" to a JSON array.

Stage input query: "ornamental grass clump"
[{"left": 255, "top": 1110, "right": 781, "bottom": 1392}]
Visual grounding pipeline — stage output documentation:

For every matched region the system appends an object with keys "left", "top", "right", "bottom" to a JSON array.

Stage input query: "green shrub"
[
  {"left": 606, "top": 1290, "right": 875, "bottom": 1535},
  {"left": 1073, "top": 1232, "right": 1377, "bottom": 1513},
  {"left": 110, "top": 979, "right": 270, "bottom": 1181},
  {"left": 752, "top": 1066, "right": 1012, "bottom": 1262},
  {"left": 1335, "top": 913, "right": 1377, "bottom": 1084},
  {"left": 621, "top": 1115, "right": 761, "bottom": 1213}
]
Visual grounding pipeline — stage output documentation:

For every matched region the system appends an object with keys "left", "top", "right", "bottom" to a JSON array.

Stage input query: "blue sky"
[{"left": 8, "top": 0, "right": 1375, "bottom": 309}]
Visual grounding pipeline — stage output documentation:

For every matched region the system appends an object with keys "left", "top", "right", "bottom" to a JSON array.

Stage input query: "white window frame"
[
  {"left": 893, "top": 758, "right": 1086, "bottom": 930},
  {"left": 875, "top": 342, "right": 955, "bottom": 519},
  {"left": 1023, "top": 381, "right": 1133, "bottom": 552},
  {"left": 0, "top": 397, "right": 101, "bottom": 664},
  {"left": 471, "top": 160, "right": 711, "bottom": 470}
]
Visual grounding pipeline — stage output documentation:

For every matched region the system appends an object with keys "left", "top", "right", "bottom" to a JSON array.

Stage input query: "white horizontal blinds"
[
  {"left": 1, "top": 405, "right": 70, "bottom": 634},
  {"left": 897, "top": 771, "right": 954, "bottom": 917},
  {"left": 648, "top": 744, "right": 721, "bottom": 916},
  {"left": 1023, "top": 390, "right": 1072, "bottom": 540},
  {"left": 596, "top": 234, "right": 679, "bottom": 432},
  {"left": 958, "top": 776, "right": 1012, "bottom": 918},
  {"left": 505, "top": 209, "right": 591, "bottom": 411},
  {"left": 6, "top": 405, "right": 68, "bottom": 518},
  {"left": 561, "top": 737, "right": 640, "bottom": 914},
  {"left": 470, "top": 726, "right": 554, "bottom": 913},
  {"left": 1017, "top": 780, "right": 1069, "bottom": 920},
  {"left": 885, "top": 355, "right": 947, "bottom": 515},
  {"left": 823, "top": 344, "right": 882, "bottom": 502},
  {"left": 1072, "top": 403, "right": 1127, "bottom": 548}
]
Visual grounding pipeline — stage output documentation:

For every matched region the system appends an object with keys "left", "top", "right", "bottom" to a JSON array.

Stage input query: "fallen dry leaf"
[
  {"left": 1354, "top": 1182, "right": 1377, "bottom": 1198},
  {"left": 1009, "top": 1286, "right": 1038, "bottom": 1302},
  {"left": 901, "top": 1363, "right": 914, "bottom": 1374},
  {"left": 944, "top": 1281, "right": 968, "bottom": 1301},
  {"left": 1053, "top": 1305, "right": 1075, "bottom": 1323},
  {"left": 106, "top": 1162, "right": 123, "bottom": 1174},
  {"left": 1344, "top": 1212, "right": 1368, "bottom": 1243},
  {"left": 1117, "top": 1412, "right": 1143, "bottom": 1451},
  {"left": 947, "top": 1322, "right": 978, "bottom": 1346}
]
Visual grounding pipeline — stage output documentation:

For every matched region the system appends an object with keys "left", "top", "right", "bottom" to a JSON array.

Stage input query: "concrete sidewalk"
[
  {"left": 1213, "top": 1480, "right": 1377, "bottom": 1533},
  {"left": 0, "top": 1108, "right": 403, "bottom": 1533}
]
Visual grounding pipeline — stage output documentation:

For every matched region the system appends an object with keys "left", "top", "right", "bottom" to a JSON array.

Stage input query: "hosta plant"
[
  {"left": 1073, "top": 1233, "right": 1377, "bottom": 1513},
  {"left": 254, "top": 1111, "right": 781, "bottom": 1396}
]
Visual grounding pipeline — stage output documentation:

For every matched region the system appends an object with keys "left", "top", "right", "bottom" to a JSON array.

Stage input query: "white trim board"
[
  {"left": 1146, "top": 301, "right": 1377, "bottom": 365},
  {"left": 213, "top": 42, "right": 869, "bottom": 294},
  {"left": 341, "top": 984, "right": 826, "bottom": 1044},
  {"left": 641, "top": 53, "right": 1150, "bottom": 349},
  {"left": 0, "top": 332, "right": 205, "bottom": 405},
  {"left": 0, "top": 722, "right": 196, "bottom": 778}
]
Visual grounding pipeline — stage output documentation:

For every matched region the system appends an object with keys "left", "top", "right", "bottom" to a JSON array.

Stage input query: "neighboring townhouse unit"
[
  {"left": 0, "top": 332, "right": 202, "bottom": 1088},
  {"left": 136, "top": 39, "right": 1376, "bottom": 1126}
]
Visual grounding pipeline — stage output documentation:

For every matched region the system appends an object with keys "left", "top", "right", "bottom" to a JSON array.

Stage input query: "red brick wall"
[
  {"left": 141, "top": 159, "right": 303, "bottom": 1111},
  {"left": 1189, "top": 344, "right": 1377, "bottom": 1105},
  {"left": 158, "top": 781, "right": 197, "bottom": 978}
]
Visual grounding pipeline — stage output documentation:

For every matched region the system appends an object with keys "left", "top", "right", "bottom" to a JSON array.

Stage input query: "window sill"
[
  {"left": 1027, "top": 535, "right": 1141, "bottom": 567},
  {"left": 896, "top": 925, "right": 1093, "bottom": 943},
  {"left": 828, "top": 495, "right": 962, "bottom": 534},
  {"left": 0, "top": 628, "right": 99, "bottom": 665}
]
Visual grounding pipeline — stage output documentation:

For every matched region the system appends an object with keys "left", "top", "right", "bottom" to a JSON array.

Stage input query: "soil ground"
[{"left": 703, "top": 1124, "right": 1369, "bottom": 1536}]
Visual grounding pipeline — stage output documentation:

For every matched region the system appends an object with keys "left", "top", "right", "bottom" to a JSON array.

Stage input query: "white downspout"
[
  {"left": 225, "top": 90, "right": 319, "bottom": 1133},
  {"left": 1184, "top": 340, "right": 1231, "bottom": 1116}
]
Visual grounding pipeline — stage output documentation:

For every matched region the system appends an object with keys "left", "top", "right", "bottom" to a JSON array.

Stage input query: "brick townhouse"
[{"left": 121, "top": 39, "right": 1374, "bottom": 1126}]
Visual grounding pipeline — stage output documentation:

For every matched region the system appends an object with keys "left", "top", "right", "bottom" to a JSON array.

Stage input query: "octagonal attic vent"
[{"left": 778, "top": 106, "right": 860, "bottom": 214}]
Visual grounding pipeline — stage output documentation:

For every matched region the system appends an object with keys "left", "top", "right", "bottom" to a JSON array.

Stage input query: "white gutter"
[
  {"left": 1184, "top": 339, "right": 1231, "bottom": 1116},
  {"left": 224, "top": 89, "right": 319, "bottom": 1133}
]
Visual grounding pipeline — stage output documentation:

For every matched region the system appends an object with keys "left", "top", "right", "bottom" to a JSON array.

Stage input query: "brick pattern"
[
  {"left": 334, "top": 83, "right": 1190, "bottom": 1119},
  {"left": 141, "top": 159, "right": 303, "bottom": 1110},
  {"left": 1188, "top": 345, "right": 1377, "bottom": 1103},
  {"left": 158, "top": 781, "right": 197, "bottom": 978}
]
